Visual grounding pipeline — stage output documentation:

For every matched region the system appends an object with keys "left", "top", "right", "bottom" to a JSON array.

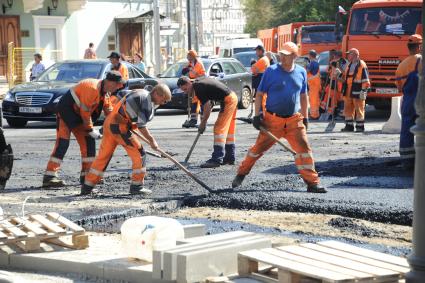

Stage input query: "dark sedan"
[
  {"left": 158, "top": 57, "right": 252, "bottom": 110},
  {"left": 2, "top": 60, "right": 157, "bottom": 128}
]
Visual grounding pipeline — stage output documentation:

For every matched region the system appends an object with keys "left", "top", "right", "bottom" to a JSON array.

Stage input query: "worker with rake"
[
  {"left": 81, "top": 84, "right": 171, "bottom": 195},
  {"left": 232, "top": 42, "right": 326, "bottom": 193}
]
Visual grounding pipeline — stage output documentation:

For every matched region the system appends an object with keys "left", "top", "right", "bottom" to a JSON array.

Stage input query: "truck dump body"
[
  {"left": 343, "top": 0, "right": 422, "bottom": 107},
  {"left": 257, "top": 28, "right": 278, "bottom": 52}
]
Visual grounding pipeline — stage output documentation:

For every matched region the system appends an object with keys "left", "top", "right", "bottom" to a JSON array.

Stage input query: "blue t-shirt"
[
  {"left": 307, "top": 60, "right": 319, "bottom": 76},
  {"left": 258, "top": 64, "right": 307, "bottom": 116}
]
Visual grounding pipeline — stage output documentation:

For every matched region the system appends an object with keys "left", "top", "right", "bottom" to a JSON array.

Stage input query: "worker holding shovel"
[
  {"left": 232, "top": 42, "right": 326, "bottom": 193},
  {"left": 81, "top": 84, "right": 171, "bottom": 195}
]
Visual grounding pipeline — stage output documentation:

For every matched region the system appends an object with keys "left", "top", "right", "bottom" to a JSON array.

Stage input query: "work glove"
[
  {"left": 252, "top": 115, "right": 263, "bottom": 131},
  {"left": 88, "top": 129, "right": 103, "bottom": 139},
  {"left": 303, "top": 118, "right": 309, "bottom": 130}
]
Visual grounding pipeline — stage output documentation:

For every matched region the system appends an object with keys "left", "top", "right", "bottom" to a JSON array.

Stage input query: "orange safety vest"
[
  {"left": 112, "top": 63, "right": 129, "bottom": 81},
  {"left": 69, "top": 79, "right": 112, "bottom": 129},
  {"left": 188, "top": 60, "right": 206, "bottom": 79},
  {"left": 251, "top": 56, "right": 270, "bottom": 75},
  {"left": 343, "top": 60, "right": 370, "bottom": 98}
]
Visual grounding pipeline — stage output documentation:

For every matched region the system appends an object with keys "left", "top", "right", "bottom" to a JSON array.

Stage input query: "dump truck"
[
  {"left": 257, "top": 28, "right": 278, "bottom": 53},
  {"left": 276, "top": 22, "right": 341, "bottom": 55},
  {"left": 341, "top": 0, "right": 422, "bottom": 110}
]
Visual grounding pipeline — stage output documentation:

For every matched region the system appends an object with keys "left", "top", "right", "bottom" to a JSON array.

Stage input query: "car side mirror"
[{"left": 218, "top": 72, "right": 225, "bottom": 79}]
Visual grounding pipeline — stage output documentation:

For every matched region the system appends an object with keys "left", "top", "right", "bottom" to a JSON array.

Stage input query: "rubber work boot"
[
  {"left": 340, "top": 124, "right": 354, "bottom": 132},
  {"left": 307, "top": 184, "right": 327, "bottom": 193},
  {"left": 232, "top": 174, "right": 246, "bottom": 188},
  {"left": 200, "top": 159, "right": 221, "bottom": 168},
  {"left": 182, "top": 119, "right": 198, "bottom": 128},
  {"left": 355, "top": 125, "right": 365, "bottom": 132},
  {"left": 222, "top": 159, "right": 235, "bottom": 165},
  {"left": 80, "top": 184, "right": 94, "bottom": 195},
  {"left": 129, "top": 184, "right": 152, "bottom": 195},
  {"left": 42, "top": 175, "right": 66, "bottom": 188}
]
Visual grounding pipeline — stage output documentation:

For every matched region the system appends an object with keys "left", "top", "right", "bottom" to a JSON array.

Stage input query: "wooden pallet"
[
  {"left": 238, "top": 240, "right": 409, "bottom": 283},
  {"left": 0, "top": 212, "right": 88, "bottom": 252}
]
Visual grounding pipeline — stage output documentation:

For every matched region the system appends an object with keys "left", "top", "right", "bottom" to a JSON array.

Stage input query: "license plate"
[
  {"left": 375, "top": 88, "right": 399, "bottom": 95},
  {"left": 19, "top": 107, "right": 42, "bottom": 113}
]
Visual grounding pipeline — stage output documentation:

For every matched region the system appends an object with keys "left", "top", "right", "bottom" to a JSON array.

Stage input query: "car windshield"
[
  {"left": 160, "top": 61, "right": 212, "bottom": 78},
  {"left": 37, "top": 62, "right": 104, "bottom": 83},
  {"left": 233, "top": 53, "right": 257, "bottom": 68},
  {"left": 301, "top": 30, "right": 337, "bottom": 43},
  {"left": 233, "top": 47, "right": 255, "bottom": 54},
  {"left": 349, "top": 7, "right": 421, "bottom": 35}
]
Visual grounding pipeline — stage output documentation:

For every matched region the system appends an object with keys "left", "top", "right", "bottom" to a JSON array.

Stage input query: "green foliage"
[{"left": 242, "top": 0, "right": 357, "bottom": 36}]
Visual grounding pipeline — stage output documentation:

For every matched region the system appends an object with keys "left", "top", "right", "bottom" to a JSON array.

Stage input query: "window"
[
  {"left": 222, "top": 62, "right": 237, "bottom": 75},
  {"left": 37, "top": 62, "right": 104, "bottom": 83},
  {"left": 231, "top": 61, "right": 247, "bottom": 73},
  {"left": 349, "top": 7, "right": 421, "bottom": 35}
]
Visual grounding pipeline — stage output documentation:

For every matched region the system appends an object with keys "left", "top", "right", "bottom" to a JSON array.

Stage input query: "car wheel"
[
  {"left": 238, "top": 87, "right": 251, "bottom": 109},
  {"left": 6, "top": 118, "right": 27, "bottom": 128}
]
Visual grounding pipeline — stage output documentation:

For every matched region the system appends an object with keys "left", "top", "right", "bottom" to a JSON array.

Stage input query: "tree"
[{"left": 243, "top": 0, "right": 357, "bottom": 36}]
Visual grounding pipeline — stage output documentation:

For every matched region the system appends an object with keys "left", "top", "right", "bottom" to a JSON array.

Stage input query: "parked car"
[
  {"left": 158, "top": 57, "right": 252, "bottom": 109},
  {"left": 232, "top": 51, "right": 278, "bottom": 72},
  {"left": 2, "top": 60, "right": 157, "bottom": 128}
]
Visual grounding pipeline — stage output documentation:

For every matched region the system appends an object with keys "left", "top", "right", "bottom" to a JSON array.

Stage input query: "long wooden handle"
[
  {"left": 184, "top": 132, "right": 201, "bottom": 163},
  {"left": 130, "top": 130, "right": 213, "bottom": 193},
  {"left": 259, "top": 126, "right": 296, "bottom": 156}
]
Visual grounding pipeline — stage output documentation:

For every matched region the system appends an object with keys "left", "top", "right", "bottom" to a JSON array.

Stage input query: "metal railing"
[{"left": 6, "top": 42, "right": 62, "bottom": 88}]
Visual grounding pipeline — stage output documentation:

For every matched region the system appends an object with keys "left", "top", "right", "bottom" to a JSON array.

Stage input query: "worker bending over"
[
  {"left": 42, "top": 71, "right": 125, "bottom": 188},
  {"left": 82, "top": 84, "right": 171, "bottom": 195},
  {"left": 177, "top": 76, "right": 238, "bottom": 168},
  {"left": 232, "top": 42, "right": 326, "bottom": 193},
  {"left": 395, "top": 34, "right": 422, "bottom": 170},
  {"left": 182, "top": 49, "right": 206, "bottom": 128}
]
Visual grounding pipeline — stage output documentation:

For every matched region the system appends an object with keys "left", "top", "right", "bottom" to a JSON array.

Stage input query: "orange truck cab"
[
  {"left": 342, "top": 0, "right": 422, "bottom": 110},
  {"left": 257, "top": 28, "right": 278, "bottom": 52},
  {"left": 277, "top": 22, "right": 341, "bottom": 56}
]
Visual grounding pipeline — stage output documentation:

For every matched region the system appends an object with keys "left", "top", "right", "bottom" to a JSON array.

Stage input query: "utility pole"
[
  {"left": 406, "top": 1, "right": 425, "bottom": 281},
  {"left": 153, "top": 0, "right": 161, "bottom": 75},
  {"left": 186, "top": 0, "right": 191, "bottom": 50}
]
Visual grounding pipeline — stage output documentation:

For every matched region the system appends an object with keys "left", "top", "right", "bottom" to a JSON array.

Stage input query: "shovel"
[
  {"left": 319, "top": 78, "right": 333, "bottom": 121},
  {"left": 325, "top": 86, "right": 338, "bottom": 132},
  {"left": 130, "top": 130, "right": 213, "bottom": 193},
  {"left": 183, "top": 132, "right": 202, "bottom": 164}
]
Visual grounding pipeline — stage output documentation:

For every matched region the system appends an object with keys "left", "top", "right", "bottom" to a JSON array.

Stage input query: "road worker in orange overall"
[
  {"left": 42, "top": 71, "right": 126, "bottom": 188},
  {"left": 232, "top": 42, "right": 326, "bottom": 193},
  {"left": 177, "top": 76, "right": 238, "bottom": 168},
  {"left": 108, "top": 51, "right": 129, "bottom": 105},
  {"left": 340, "top": 48, "right": 370, "bottom": 132},
  {"left": 306, "top": 50, "right": 321, "bottom": 119},
  {"left": 182, "top": 49, "right": 206, "bottom": 128},
  {"left": 82, "top": 84, "right": 171, "bottom": 195},
  {"left": 320, "top": 50, "right": 346, "bottom": 118},
  {"left": 251, "top": 45, "right": 270, "bottom": 101}
]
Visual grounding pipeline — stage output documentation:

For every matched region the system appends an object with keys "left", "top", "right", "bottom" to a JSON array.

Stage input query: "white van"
[{"left": 218, "top": 38, "right": 263, "bottom": 57}]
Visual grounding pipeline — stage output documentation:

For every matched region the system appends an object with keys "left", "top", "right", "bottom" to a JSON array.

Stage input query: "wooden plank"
[
  {"left": 277, "top": 270, "right": 302, "bottom": 283},
  {"left": 263, "top": 248, "right": 375, "bottom": 279},
  {"left": 0, "top": 230, "right": 8, "bottom": 240},
  {"left": 1, "top": 220, "right": 28, "bottom": 238},
  {"left": 29, "top": 215, "right": 66, "bottom": 234},
  {"left": 239, "top": 250, "right": 355, "bottom": 282},
  {"left": 278, "top": 245, "right": 399, "bottom": 279},
  {"left": 238, "top": 254, "right": 259, "bottom": 276},
  {"left": 318, "top": 241, "right": 409, "bottom": 268},
  {"left": 301, "top": 243, "right": 409, "bottom": 274},
  {"left": 11, "top": 217, "right": 47, "bottom": 236},
  {"left": 46, "top": 212, "right": 85, "bottom": 233}
]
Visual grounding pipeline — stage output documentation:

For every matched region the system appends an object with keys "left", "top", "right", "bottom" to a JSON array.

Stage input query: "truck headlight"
[
  {"left": 53, "top": 96, "right": 62, "bottom": 103},
  {"left": 3, "top": 91, "right": 15, "bottom": 102}
]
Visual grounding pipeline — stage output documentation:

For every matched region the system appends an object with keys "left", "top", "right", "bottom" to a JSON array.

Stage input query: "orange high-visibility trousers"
[
  {"left": 45, "top": 116, "right": 96, "bottom": 179},
  {"left": 84, "top": 115, "right": 147, "bottom": 188},
  {"left": 211, "top": 92, "right": 238, "bottom": 162},
  {"left": 343, "top": 96, "right": 365, "bottom": 123},
  {"left": 238, "top": 112, "right": 319, "bottom": 186},
  {"left": 190, "top": 95, "right": 202, "bottom": 121},
  {"left": 307, "top": 74, "right": 321, "bottom": 119}
]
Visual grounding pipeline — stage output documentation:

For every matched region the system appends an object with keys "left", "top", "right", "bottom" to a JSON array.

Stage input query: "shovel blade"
[{"left": 325, "top": 120, "right": 336, "bottom": 132}]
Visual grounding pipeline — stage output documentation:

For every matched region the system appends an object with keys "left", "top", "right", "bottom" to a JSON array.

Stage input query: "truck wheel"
[
  {"left": 6, "top": 118, "right": 27, "bottom": 128},
  {"left": 238, "top": 87, "right": 251, "bottom": 109}
]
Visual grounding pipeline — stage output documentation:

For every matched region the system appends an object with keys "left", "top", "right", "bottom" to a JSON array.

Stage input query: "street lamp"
[{"left": 47, "top": 0, "right": 58, "bottom": 16}]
